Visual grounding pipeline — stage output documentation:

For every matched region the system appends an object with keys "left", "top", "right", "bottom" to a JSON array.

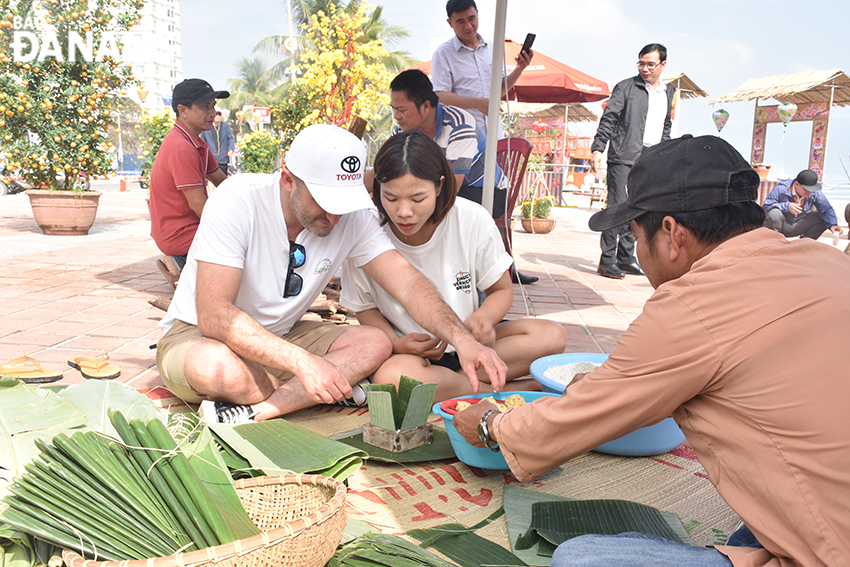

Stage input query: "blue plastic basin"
[
  {"left": 432, "top": 391, "right": 557, "bottom": 470},
  {"left": 530, "top": 353, "right": 686, "bottom": 457}
]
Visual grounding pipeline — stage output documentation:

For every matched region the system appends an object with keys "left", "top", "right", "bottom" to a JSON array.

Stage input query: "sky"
[{"left": 180, "top": 0, "right": 850, "bottom": 187}]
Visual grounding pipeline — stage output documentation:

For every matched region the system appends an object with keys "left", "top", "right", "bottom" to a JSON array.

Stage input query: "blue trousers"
[{"left": 550, "top": 533, "right": 733, "bottom": 566}]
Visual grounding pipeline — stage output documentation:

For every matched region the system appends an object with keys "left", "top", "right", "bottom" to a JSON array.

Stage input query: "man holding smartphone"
[
  {"left": 432, "top": 0, "right": 533, "bottom": 139},
  {"left": 432, "top": 0, "right": 537, "bottom": 285}
]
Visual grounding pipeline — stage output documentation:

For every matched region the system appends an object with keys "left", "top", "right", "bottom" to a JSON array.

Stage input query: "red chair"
[{"left": 494, "top": 138, "right": 534, "bottom": 271}]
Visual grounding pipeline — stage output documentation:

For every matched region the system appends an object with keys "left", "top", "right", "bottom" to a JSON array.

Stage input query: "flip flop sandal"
[
  {"left": 156, "top": 259, "right": 178, "bottom": 289},
  {"left": 68, "top": 354, "right": 121, "bottom": 380},
  {"left": 0, "top": 356, "right": 64, "bottom": 384}
]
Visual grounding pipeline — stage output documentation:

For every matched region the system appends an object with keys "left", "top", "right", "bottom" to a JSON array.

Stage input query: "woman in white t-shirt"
[{"left": 341, "top": 131, "right": 566, "bottom": 401}]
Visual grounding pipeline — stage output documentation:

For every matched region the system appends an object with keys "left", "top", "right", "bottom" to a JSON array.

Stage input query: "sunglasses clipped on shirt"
[{"left": 284, "top": 241, "right": 306, "bottom": 298}]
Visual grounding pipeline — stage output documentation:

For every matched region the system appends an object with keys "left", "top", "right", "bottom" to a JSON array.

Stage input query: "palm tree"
[{"left": 223, "top": 57, "right": 287, "bottom": 111}]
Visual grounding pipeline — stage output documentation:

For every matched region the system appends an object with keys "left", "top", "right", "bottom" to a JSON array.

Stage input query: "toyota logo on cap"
[{"left": 340, "top": 156, "right": 361, "bottom": 173}]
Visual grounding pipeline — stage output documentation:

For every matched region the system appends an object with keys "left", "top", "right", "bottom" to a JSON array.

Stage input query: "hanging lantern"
[
  {"left": 712, "top": 109, "right": 729, "bottom": 132},
  {"left": 777, "top": 102, "right": 797, "bottom": 126},
  {"left": 531, "top": 119, "right": 548, "bottom": 134},
  {"left": 777, "top": 102, "right": 797, "bottom": 144},
  {"left": 137, "top": 86, "right": 148, "bottom": 103},
  {"left": 235, "top": 110, "right": 245, "bottom": 122}
]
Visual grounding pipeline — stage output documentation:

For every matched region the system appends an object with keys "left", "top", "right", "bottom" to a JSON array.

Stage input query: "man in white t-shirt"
[{"left": 156, "top": 124, "right": 507, "bottom": 423}]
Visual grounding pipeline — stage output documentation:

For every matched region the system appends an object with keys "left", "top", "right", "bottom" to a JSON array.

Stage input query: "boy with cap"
[
  {"left": 156, "top": 124, "right": 506, "bottom": 424},
  {"left": 149, "top": 78, "right": 230, "bottom": 286},
  {"left": 763, "top": 168, "right": 843, "bottom": 240},
  {"left": 454, "top": 135, "right": 850, "bottom": 565}
]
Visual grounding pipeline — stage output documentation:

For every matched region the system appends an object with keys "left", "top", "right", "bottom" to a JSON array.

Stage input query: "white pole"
[
  {"left": 287, "top": 0, "right": 293, "bottom": 37},
  {"left": 481, "top": 0, "right": 508, "bottom": 216},
  {"left": 821, "top": 80, "right": 835, "bottom": 181}
]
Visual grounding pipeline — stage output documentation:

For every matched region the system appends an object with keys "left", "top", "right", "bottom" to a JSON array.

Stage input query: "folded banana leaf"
[
  {"left": 362, "top": 377, "right": 438, "bottom": 431},
  {"left": 209, "top": 420, "right": 366, "bottom": 480},
  {"left": 503, "top": 485, "right": 691, "bottom": 565},
  {"left": 178, "top": 425, "right": 261, "bottom": 539},
  {"left": 332, "top": 427, "right": 455, "bottom": 463}
]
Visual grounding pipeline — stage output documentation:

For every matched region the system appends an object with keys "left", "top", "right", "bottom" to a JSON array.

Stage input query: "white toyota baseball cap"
[{"left": 285, "top": 124, "right": 375, "bottom": 215}]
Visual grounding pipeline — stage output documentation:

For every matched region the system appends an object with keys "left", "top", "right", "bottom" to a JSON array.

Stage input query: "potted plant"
[
  {"left": 520, "top": 193, "right": 556, "bottom": 234},
  {"left": 0, "top": 0, "right": 143, "bottom": 235}
]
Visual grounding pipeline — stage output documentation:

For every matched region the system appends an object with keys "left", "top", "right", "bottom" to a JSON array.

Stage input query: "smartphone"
[{"left": 521, "top": 33, "right": 536, "bottom": 56}]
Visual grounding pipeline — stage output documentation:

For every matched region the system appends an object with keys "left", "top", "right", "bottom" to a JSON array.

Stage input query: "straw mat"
[
  {"left": 140, "top": 390, "right": 740, "bottom": 552},
  {"left": 284, "top": 406, "right": 740, "bottom": 550}
]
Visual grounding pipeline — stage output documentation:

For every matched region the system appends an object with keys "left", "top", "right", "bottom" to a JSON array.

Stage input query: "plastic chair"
[{"left": 494, "top": 138, "right": 534, "bottom": 271}]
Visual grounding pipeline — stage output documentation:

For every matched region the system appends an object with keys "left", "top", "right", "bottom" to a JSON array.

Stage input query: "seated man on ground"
[
  {"left": 155, "top": 124, "right": 506, "bottom": 424},
  {"left": 762, "top": 168, "right": 843, "bottom": 240},
  {"left": 149, "top": 79, "right": 229, "bottom": 286},
  {"left": 455, "top": 135, "right": 850, "bottom": 565},
  {"left": 376, "top": 69, "right": 538, "bottom": 285},
  {"left": 342, "top": 131, "right": 565, "bottom": 401}
]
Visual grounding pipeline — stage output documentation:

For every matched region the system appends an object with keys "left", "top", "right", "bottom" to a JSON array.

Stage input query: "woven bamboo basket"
[{"left": 62, "top": 474, "right": 347, "bottom": 567}]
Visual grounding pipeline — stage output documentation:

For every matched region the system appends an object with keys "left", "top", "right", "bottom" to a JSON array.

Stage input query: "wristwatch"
[{"left": 477, "top": 409, "right": 501, "bottom": 452}]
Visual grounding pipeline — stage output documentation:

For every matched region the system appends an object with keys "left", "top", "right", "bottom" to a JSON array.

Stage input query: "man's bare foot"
[
  {"left": 156, "top": 258, "right": 179, "bottom": 289},
  {"left": 162, "top": 256, "right": 181, "bottom": 280}
]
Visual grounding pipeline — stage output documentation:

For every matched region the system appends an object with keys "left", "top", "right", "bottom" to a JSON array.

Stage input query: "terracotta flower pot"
[
  {"left": 26, "top": 189, "right": 102, "bottom": 235},
  {"left": 521, "top": 217, "right": 556, "bottom": 234}
]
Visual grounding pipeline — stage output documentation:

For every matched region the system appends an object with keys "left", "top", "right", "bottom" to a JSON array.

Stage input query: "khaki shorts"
[{"left": 156, "top": 319, "right": 348, "bottom": 403}]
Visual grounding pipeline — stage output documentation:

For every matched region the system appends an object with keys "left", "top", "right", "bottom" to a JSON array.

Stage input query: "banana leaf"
[
  {"left": 363, "top": 378, "right": 437, "bottom": 431},
  {"left": 330, "top": 533, "right": 457, "bottom": 567},
  {"left": 0, "top": 531, "right": 60, "bottom": 567},
  {"left": 209, "top": 420, "right": 366, "bottom": 480},
  {"left": 178, "top": 426, "right": 260, "bottom": 539},
  {"left": 503, "top": 485, "right": 691, "bottom": 566},
  {"left": 332, "top": 427, "right": 455, "bottom": 463},
  {"left": 364, "top": 390, "right": 396, "bottom": 431},
  {"left": 59, "top": 381, "right": 166, "bottom": 438},
  {"left": 408, "top": 509, "right": 527, "bottom": 567},
  {"left": 0, "top": 377, "right": 87, "bottom": 499},
  {"left": 1, "top": 541, "right": 31, "bottom": 567}
]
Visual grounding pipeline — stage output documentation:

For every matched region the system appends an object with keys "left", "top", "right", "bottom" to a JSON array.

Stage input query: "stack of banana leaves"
[
  {"left": 0, "top": 410, "right": 260, "bottom": 561},
  {"left": 0, "top": 378, "right": 363, "bottom": 567}
]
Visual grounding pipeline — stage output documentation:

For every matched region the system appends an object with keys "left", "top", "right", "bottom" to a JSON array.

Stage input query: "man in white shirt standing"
[
  {"left": 431, "top": 0, "right": 537, "bottom": 284},
  {"left": 590, "top": 43, "right": 676, "bottom": 279},
  {"left": 431, "top": 0, "right": 532, "bottom": 139}
]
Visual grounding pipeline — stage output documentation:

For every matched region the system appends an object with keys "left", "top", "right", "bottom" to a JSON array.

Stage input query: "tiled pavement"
[{"left": 4, "top": 187, "right": 843, "bottom": 394}]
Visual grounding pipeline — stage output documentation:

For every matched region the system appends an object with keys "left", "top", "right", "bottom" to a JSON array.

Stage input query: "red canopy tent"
[{"left": 414, "top": 38, "right": 610, "bottom": 104}]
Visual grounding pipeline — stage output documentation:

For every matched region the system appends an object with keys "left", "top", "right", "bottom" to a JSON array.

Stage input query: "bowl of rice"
[
  {"left": 530, "top": 353, "right": 686, "bottom": 457},
  {"left": 432, "top": 391, "right": 557, "bottom": 470},
  {"left": 530, "top": 353, "right": 609, "bottom": 393}
]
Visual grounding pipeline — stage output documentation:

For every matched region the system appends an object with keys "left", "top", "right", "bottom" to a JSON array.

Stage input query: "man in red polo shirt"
[{"left": 150, "top": 78, "right": 229, "bottom": 286}]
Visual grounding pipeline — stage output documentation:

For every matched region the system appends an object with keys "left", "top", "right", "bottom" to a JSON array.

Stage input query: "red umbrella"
[{"left": 413, "top": 38, "right": 609, "bottom": 104}]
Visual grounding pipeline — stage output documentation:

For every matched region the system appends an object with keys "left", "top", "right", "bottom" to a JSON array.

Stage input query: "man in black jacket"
[{"left": 591, "top": 43, "right": 676, "bottom": 279}]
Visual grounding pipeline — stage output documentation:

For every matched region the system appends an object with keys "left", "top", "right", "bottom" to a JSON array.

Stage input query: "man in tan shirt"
[{"left": 455, "top": 135, "right": 850, "bottom": 566}]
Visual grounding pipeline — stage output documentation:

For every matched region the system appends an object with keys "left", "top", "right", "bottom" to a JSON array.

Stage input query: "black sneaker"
[
  {"left": 199, "top": 400, "right": 256, "bottom": 424},
  {"left": 333, "top": 380, "right": 369, "bottom": 407}
]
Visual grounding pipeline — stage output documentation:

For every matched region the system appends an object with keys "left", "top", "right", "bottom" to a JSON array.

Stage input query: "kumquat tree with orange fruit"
[{"left": 0, "top": 0, "right": 142, "bottom": 190}]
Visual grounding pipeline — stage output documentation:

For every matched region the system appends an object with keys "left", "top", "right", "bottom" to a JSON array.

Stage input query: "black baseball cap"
[
  {"left": 795, "top": 169, "right": 822, "bottom": 192},
  {"left": 171, "top": 79, "right": 229, "bottom": 112},
  {"left": 589, "top": 135, "right": 760, "bottom": 232}
]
